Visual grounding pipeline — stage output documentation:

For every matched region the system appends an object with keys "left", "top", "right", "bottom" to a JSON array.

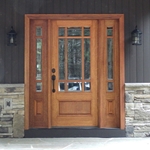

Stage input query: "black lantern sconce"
[
  {"left": 131, "top": 26, "right": 142, "bottom": 45},
  {"left": 7, "top": 26, "right": 17, "bottom": 46}
]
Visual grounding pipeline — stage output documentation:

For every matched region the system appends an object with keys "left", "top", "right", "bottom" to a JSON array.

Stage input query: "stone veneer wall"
[
  {"left": 0, "top": 84, "right": 24, "bottom": 137},
  {"left": 0, "top": 83, "right": 150, "bottom": 137},
  {"left": 125, "top": 83, "right": 150, "bottom": 137}
]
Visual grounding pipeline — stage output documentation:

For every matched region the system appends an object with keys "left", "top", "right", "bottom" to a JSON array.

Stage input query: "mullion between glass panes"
[{"left": 82, "top": 27, "right": 84, "bottom": 91}]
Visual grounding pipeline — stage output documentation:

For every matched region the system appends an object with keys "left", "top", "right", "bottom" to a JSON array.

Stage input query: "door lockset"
[{"left": 52, "top": 75, "right": 56, "bottom": 93}]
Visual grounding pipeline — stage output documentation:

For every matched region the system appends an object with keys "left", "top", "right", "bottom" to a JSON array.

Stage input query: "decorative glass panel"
[
  {"left": 59, "top": 39, "right": 65, "bottom": 80},
  {"left": 68, "top": 39, "right": 82, "bottom": 80},
  {"left": 59, "top": 82, "right": 65, "bottom": 91},
  {"left": 84, "top": 82, "right": 90, "bottom": 91},
  {"left": 36, "top": 27, "right": 42, "bottom": 36},
  {"left": 108, "top": 82, "right": 113, "bottom": 91},
  {"left": 67, "top": 27, "right": 81, "bottom": 36},
  {"left": 107, "top": 38, "right": 113, "bottom": 79},
  {"left": 59, "top": 27, "right": 65, "bottom": 36},
  {"left": 36, "top": 39, "right": 42, "bottom": 80},
  {"left": 84, "top": 27, "right": 90, "bottom": 36},
  {"left": 36, "top": 82, "right": 42, "bottom": 92},
  {"left": 107, "top": 27, "right": 113, "bottom": 36},
  {"left": 84, "top": 39, "right": 90, "bottom": 79},
  {"left": 68, "top": 82, "right": 82, "bottom": 91}
]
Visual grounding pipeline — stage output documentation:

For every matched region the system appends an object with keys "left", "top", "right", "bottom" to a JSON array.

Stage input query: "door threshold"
[{"left": 24, "top": 127, "right": 126, "bottom": 138}]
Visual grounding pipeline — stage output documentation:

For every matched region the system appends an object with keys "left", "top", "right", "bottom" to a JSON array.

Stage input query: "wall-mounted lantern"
[
  {"left": 131, "top": 26, "right": 142, "bottom": 45},
  {"left": 7, "top": 26, "right": 17, "bottom": 46}
]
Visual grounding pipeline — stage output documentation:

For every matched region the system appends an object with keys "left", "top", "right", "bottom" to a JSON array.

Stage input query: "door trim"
[{"left": 24, "top": 14, "right": 125, "bottom": 130}]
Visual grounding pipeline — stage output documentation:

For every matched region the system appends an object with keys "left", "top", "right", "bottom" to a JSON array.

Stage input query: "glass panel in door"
[{"left": 58, "top": 27, "right": 91, "bottom": 92}]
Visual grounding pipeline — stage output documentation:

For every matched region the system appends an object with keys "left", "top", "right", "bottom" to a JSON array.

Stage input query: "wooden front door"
[
  {"left": 51, "top": 20, "right": 97, "bottom": 126},
  {"left": 25, "top": 14, "right": 125, "bottom": 130}
]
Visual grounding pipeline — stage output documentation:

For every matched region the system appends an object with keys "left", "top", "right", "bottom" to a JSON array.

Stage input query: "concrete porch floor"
[{"left": 0, "top": 138, "right": 150, "bottom": 150}]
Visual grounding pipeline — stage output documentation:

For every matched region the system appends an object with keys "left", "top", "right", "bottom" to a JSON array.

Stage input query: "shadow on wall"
[{"left": 0, "top": 58, "right": 4, "bottom": 82}]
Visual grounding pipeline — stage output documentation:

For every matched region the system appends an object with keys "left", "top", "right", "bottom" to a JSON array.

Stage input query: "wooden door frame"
[{"left": 24, "top": 14, "right": 125, "bottom": 130}]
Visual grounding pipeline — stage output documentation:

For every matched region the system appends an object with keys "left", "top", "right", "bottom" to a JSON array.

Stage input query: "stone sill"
[
  {"left": 0, "top": 84, "right": 24, "bottom": 88},
  {"left": 0, "top": 115, "right": 13, "bottom": 118},
  {"left": 125, "top": 83, "right": 150, "bottom": 87},
  {"left": 0, "top": 93, "right": 24, "bottom": 95},
  {"left": 0, "top": 125, "right": 12, "bottom": 127},
  {"left": 0, "top": 133, "right": 13, "bottom": 136}
]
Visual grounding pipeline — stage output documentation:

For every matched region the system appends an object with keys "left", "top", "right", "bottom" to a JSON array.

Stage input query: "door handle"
[{"left": 52, "top": 75, "right": 56, "bottom": 93}]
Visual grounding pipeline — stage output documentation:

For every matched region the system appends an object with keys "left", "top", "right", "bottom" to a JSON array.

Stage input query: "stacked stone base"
[
  {"left": 0, "top": 83, "right": 150, "bottom": 137},
  {"left": 125, "top": 83, "right": 150, "bottom": 137},
  {"left": 0, "top": 84, "right": 24, "bottom": 137}
]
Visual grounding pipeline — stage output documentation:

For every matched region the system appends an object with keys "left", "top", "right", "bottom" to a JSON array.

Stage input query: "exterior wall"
[
  {"left": 1, "top": 83, "right": 150, "bottom": 137},
  {"left": 0, "top": 84, "right": 24, "bottom": 137}
]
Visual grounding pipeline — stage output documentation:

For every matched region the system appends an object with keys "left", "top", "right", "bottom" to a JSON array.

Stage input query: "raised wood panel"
[
  {"left": 35, "top": 100, "right": 43, "bottom": 115},
  {"left": 107, "top": 99, "right": 114, "bottom": 115},
  {"left": 59, "top": 101, "right": 91, "bottom": 115}
]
